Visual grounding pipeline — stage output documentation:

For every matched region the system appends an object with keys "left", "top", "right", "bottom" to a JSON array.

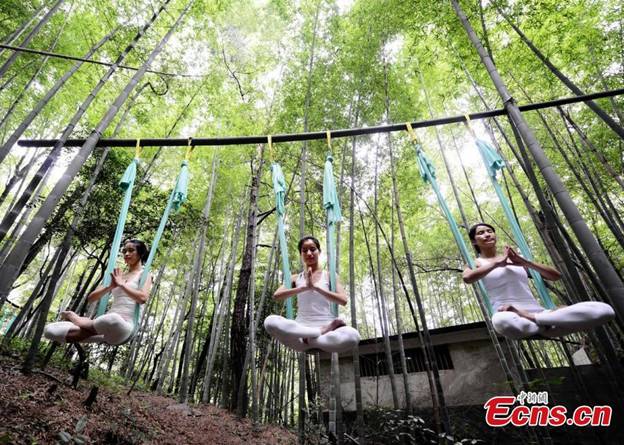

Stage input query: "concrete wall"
[{"left": 319, "top": 327, "right": 512, "bottom": 411}]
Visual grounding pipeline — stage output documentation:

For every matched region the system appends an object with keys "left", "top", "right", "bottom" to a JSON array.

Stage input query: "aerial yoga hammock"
[
  {"left": 263, "top": 139, "right": 360, "bottom": 353},
  {"left": 44, "top": 141, "right": 190, "bottom": 346},
  {"left": 407, "top": 122, "right": 614, "bottom": 340},
  {"left": 461, "top": 129, "right": 615, "bottom": 339}
]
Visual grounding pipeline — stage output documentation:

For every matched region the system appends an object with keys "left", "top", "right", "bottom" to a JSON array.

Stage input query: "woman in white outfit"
[
  {"left": 264, "top": 236, "right": 360, "bottom": 353},
  {"left": 463, "top": 223, "right": 615, "bottom": 340},
  {"left": 44, "top": 239, "right": 152, "bottom": 345}
]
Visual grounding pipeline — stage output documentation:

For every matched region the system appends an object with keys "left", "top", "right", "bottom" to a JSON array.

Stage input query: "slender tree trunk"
[
  {"left": 495, "top": 3, "right": 624, "bottom": 141},
  {"left": 0, "top": 27, "right": 118, "bottom": 162},
  {"left": 203, "top": 209, "right": 243, "bottom": 402},
  {"left": 22, "top": 246, "right": 74, "bottom": 372},
  {"left": 348, "top": 121, "right": 364, "bottom": 429},
  {"left": 558, "top": 107, "right": 624, "bottom": 191},
  {"left": 299, "top": 0, "right": 321, "bottom": 237},
  {"left": 0, "top": 0, "right": 194, "bottom": 310},
  {"left": 389, "top": 150, "right": 450, "bottom": 432},
  {"left": 0, "top": 0, "right": 65, "bottom": 82},
  {"left": 0, "top": 1, "right": 171, "bottom": 240},
  {"left": 372, "top": 107, "right": 399, "bottom": 409},
  {"left": 0, "top": 6, "right": 71, "bottom": 131},
  {"left": 0, "top": 4, "right": 47, "bottom": 52},
  {"left": 179, "top": 156, "right": 218, "bottom": 404},
  {"left": 451, "top": 0, "right": 624, "bottom": 324},
  {"left": 230, "top": 152, "right": 263, "bottom": 412},
  {"left": 415, "top": 55, "right": 469, "bottom": 228}
]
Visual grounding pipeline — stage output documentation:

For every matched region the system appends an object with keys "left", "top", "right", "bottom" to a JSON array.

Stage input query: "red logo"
[{"left": 484, "top": 394, "right": 611, "bottom": 427}]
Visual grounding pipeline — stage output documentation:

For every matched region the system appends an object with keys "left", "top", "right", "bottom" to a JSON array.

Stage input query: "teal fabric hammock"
[
  {"left": 413, "top": 142, "right": 495, "bottom": 315},
  {"left": 96, "top": 157, "right": 139, "bottom": 317},
  {"left": 95, "top": 157, "right": 189, "bottom": 340},
  {"left": 271, "top": 162, "right": 294, "bottom": 319},
  {"left": 474, "top": 138, "right": 555, "bottom": 310},
  {"left": 270, "top": 153, "right": 342, "bottom": 319},
  {"left": 0, "top": 307, "right": 15, "bottom": 335},
  {"left": 323, "top": 154, "right": 341, "bottom": 317}
]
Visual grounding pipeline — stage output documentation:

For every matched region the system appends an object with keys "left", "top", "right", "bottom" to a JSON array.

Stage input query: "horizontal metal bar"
[
  {"left": 0, "top": 44, "right": 201, "bottom": 78},
  {"left": 17, "top": 87, "right": 624, "bottom": 148}
]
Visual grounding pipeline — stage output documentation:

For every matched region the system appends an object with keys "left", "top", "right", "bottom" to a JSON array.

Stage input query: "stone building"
[{"left": 318, "top": 321, "right": 513, "bottom": 410}]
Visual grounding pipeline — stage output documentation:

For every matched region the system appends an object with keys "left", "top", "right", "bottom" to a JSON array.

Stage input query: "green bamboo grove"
[{"left": 0, "top": 0, "right": 622, "bottom": 443}]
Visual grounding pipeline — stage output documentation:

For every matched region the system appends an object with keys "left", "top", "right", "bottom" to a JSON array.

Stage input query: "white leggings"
[
  {"left": 491, "top": 301, "right": 615, "bottom": 340},
  {"left": 264, "top": 315, "right": 360, "bottom": 353},
  {"left": 43, "top": 313, "right": 134, "bottom": 346}
]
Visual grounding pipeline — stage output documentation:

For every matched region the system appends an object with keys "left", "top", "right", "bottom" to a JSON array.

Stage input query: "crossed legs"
[
  {"left": 43, "top": 311, "right": 133, "bottom": 345},
  {"left": 264, "top": 315, "right": 360, "bottom": 353},
  {"left": 491, "top": 302, "right": 615, "bottom": 340}
]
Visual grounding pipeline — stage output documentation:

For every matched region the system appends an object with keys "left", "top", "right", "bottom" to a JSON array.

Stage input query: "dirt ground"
[{"left": 0, "top": 354, "right": 297, "bottom": 445}]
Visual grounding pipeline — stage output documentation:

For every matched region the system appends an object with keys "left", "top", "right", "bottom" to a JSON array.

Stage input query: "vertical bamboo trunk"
[
  {"left": 178, "top": 156, "right": 218, "bottom": 404},
  {"left": 22, "top": 245, "right": 74, "bottom": 372},
  {"left": 387, "top": 147, "right": 411, "bottom": 412},
  {"left": 0, "top": 0, "right": 193, "bottom": 310},
  {"left": 392, "top": 156, "right": 450, "bottom": 432},
  {"left": 299, "top": 0, "right": 321, "bottom": 237},
  {"left": 154, "top": 268, "right": 187, "bottom": 393},
  {"left": 372, "top": 122, "right": 400, "bottom": 409},
  {"left": 230, "top": 152, "right": 263, "bottom": 412},
  {"left": 297, "top": 5, "right": 320, "bottom": 435},
  {"left": 203, "top": 209, "right": 243, "bottom": 402},
  {"left": 451, "top": 0, "right": 624, "bottom": 324},
  {"left": 239, "top": 231, "right": 277, "bottom": 421},
  {"left": 348, "top": 130, "right": 364, "bottom": 427}
]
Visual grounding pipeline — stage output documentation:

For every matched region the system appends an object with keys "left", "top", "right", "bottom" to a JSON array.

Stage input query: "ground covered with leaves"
[{"left": 0, "top": 355, "right": 296, "bottom": 445}]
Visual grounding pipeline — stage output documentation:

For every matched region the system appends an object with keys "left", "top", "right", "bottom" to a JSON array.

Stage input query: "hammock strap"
[
  {"left": 96, "top": 157, "right": 139, "bottom": 317},
  {"left": 475, "top": 139, "right": 555, "bottom": 309},
  {"left": 413, "top": 143, "right": 494, "bottom": 315},
  {"left": 271, "top": 162, "right": 294, "bottom": 319},
  {"left": 323, "top": 154, "right": 341, "bottom": 317}
]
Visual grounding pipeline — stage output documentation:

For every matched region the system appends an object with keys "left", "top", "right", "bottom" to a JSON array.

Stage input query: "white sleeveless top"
[
  {"left": 108, "top": 270, "right": 144, "bottom": 324},
  {"left": 294, "top": 270, "right": 336, "bottom": 327},
  {"left": 476, "top": 258, "right": 543, "bottom": 313}
]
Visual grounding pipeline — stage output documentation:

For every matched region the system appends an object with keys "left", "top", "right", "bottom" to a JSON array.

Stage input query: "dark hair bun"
[
  {"left": 298, "top": 236, "right": 321, "bottom": 253},
  {"left": 124, "top": 239, "right": 150, "bottom": 264}
]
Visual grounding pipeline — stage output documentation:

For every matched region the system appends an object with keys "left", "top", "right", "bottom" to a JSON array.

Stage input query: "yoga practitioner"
[
  {"left": 44, "top": 239, "right": 153, "bottom": 345},
  {"left": 264, "top": 236, "right": 360, "bottom": 353},
  {"left": 463, "top": 223, "right": 615, "bottom": 339}
]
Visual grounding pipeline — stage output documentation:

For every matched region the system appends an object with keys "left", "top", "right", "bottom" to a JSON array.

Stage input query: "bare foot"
[
  {"left": 319, "top": 318, "right": 346, "bottom": 335},
  {"left": 60, "top": 311, "right": 78, "bottom": 322},
  {"left": 499, "top": 305, "right": 536, "bottom": 322},
  {"left": 60, "top": 311, "right": 96, "bottom": 332}
]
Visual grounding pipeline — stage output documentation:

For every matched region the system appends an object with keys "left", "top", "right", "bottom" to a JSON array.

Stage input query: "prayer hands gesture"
[
  {"left": 305, "top": 267, "right": 315, "bottom": 289},
  {"left": 506, "top": 246, "right": 529, "bottom": 267},
  {"left": 110, "top": 268, "right": 124, "bottom": 289},
  {"left": 491, "top": 246, "right": 528, "bottom": 269},
  {"left": 492, "top": 248, "right": 511, "bottom": 268}
]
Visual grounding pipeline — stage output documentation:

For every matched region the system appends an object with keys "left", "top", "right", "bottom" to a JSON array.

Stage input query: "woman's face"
[
  {"left": 122, "top": 241, "right": 141, "bottom": 267},
  {"left": 472, "top": 225, "right": 497, "bottom": 250},
  {"left": 300, "top": 239, "right": 320, "bottom": 266}
]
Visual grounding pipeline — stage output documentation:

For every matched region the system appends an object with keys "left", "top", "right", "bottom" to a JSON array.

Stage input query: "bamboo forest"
[{"left": 0, "top": 0, "right": 623, "bottom": 443}]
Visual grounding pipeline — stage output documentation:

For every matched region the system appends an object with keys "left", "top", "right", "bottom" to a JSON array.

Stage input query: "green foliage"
[{"left": 356, "top": 407, "right": 484, "bottom": 445}]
